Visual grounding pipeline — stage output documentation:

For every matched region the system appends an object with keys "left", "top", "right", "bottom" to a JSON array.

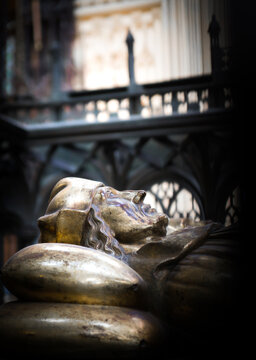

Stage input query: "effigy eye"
[{"left": 94, "top": 192, "right": 104, "bottom": 201}]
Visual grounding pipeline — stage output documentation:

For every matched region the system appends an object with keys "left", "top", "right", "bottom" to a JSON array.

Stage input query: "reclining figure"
[{"left": 0, "top": 177, "right": 240, "bottom": 359}]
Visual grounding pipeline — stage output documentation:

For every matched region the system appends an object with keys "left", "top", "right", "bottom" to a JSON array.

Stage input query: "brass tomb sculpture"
[{"left": 0, "top": 177, "right": 240, "bottom": 359}]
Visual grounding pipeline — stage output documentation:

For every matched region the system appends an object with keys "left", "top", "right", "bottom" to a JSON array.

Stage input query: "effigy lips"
[
  {"left": 1, "top": 243, "right": 146, "bottom": 307},
  {"left": 0, "top": 302, "right": 164, "bottom": 358}
]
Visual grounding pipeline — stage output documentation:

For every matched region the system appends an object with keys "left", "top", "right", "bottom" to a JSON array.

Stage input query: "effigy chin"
[{"left": 0, "top": 177, "right": 240, "bottom": 359}]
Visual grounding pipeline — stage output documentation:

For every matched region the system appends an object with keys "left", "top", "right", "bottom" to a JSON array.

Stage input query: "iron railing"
[{"left": 0, "top": 15, "right": 241, "bottom": 304}]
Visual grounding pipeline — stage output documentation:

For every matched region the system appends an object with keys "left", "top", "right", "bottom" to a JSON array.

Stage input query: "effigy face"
[{"left": 92, "top": 186, "right": 169, "bottom": 242}]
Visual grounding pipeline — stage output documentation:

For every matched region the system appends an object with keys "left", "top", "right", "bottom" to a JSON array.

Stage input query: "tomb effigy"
[{"left": 0, "top": 177, "right": 240, "bottom": 359}]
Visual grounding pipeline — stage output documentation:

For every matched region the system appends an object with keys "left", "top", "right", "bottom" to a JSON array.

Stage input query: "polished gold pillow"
[{"left": 1, "top": 242, "right": 146, "bottom": 308}]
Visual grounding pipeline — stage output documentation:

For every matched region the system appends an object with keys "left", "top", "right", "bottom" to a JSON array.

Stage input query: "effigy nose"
[{"left": 133, "top": 190, "right": 146, "bottom": 204}]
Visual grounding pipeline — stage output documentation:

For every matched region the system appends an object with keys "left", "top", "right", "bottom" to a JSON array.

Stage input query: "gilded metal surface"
[
  {"left": 1, "top": 242, "right": 147, "bottom": 307},
  {"left": 38, "top": 177, "right": 104, "bottom": 245},
  {"left": 38, "top": 177, "right": 169, "bottom": 254},
  {"left": 0, "top": 176, "right": 239, "bottom": 355},
  {"left": 127, "top": 222, "right": 217, "bottom": 283},
  {"left": 128, "top": 223, "right": 239, "bottom": 331},
  {"left": 0, "top": 302, "right": 164, "bottom": 358},
  {"left": 153, "top": 232, "right": 240, "bottom": 331}
]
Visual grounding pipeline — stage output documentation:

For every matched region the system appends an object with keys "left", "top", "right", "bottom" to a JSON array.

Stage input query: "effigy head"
[{"left": 38, "top": 177, "right": 168, "bottom": 259}]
